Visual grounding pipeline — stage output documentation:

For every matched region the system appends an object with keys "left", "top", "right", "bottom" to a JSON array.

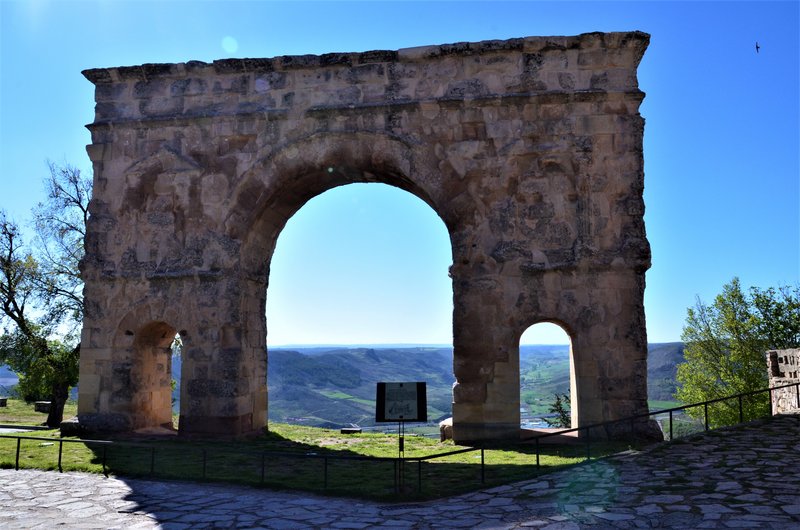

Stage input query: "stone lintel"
[{"left": 83, "top": 89, "right": 644, "bottom": 136}]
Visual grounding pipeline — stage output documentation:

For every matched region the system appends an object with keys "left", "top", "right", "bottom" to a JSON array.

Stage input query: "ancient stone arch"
[{"left": 79, "top": 32, "right": 652, "bottom": 441}]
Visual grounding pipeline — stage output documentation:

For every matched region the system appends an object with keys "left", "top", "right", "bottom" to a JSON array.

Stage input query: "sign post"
[{"left": 375, "top": 382, "right": 427, "bottom": 492}]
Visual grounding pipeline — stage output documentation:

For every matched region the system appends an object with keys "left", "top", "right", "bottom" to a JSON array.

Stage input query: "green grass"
[
  {"left": 317, "top": 390, "right": 374, "bottom": 406},
  {"left": 0, "top": 399, "right": 77, "bottom": 426},
  {"left": 648, "top": 400, "right": 681, "bottom": 411},
  {"left": 0, "top": 403, "right": 637, "bottom": 501},
  {"left": 520, "top": 359, "right": 570, "bottom": 415}
]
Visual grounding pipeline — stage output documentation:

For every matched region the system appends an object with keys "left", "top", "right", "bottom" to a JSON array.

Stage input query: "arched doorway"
[
  {"left": 129, "top": 321, "right": 177, "bottom": 431},
  {"left": 519, "top": 322, "right": 576, "bottom": 430},
  {"left": 263, "top": 182, "right": 454, "bottom": 429}
]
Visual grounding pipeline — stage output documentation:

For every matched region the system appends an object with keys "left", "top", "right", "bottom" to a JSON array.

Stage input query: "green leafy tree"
[
  {"left": 0, "top": 163, "right": 90, "bottom": 427},
  {"left": 675, "top": 278, "right": 800, "bottom": 427},
  {"left": 544, "top": 392, "right": 571, "bottom": 428},
  {"left": 30, "top": 161, "right": 90, "bottom": 327}
]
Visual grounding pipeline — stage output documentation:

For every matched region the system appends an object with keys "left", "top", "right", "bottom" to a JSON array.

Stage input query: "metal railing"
[
  {"left": 0, "top": 432, "right": 484, "bottom": 495},
  {"left": 526, "top": 381, "right": 800, "bottom": 467},
  {"left": 1, "top": 381, "right": 798, "bottom": 495}
]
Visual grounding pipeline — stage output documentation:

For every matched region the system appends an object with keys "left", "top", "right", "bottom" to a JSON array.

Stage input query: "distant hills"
[
  {"left": 263, "top": 342, "right": 685, "bottom": 428},
  {"left": 1, "top": 343, "right": 686, "bottom": 428},
  {"left": 646, "top": 342, "right": 686, "bottom": 401},
  {"left": 0, "top": 365, "right": 18, "bottom": 394},
  {"left": 267, "top": 347, "right": 454, "bottom": 428}
]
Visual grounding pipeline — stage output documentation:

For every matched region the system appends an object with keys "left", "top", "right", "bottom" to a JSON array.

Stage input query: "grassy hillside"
[
  {"left": 647, "top": 342, "right": 685, "bottom": 401},
  {"left": 520, "top": 345, "right": 570, "bottom": 414},
  {"left": 268, "top": 347, "right": 454, "bottom": 428},
  {"left": 264, "top": 343, "right": 685, "bottom": 427}
]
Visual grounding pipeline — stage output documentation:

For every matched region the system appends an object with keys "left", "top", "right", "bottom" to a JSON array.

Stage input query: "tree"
[
  {"left": 544, "top": 392, "right": 571, "bottom": 428},
  {"left": 675, "top": 278, "right": 800, "bottom": 427},
  {"left": 0, "top": 163, "right": 90, "bottom": 427},
  {"left": 30, "top": 161, "right": 90, "bottom": 328}
]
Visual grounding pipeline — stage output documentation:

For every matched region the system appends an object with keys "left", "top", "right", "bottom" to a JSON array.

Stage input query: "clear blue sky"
[{"left": 1, "top": 1, "right": 797, "bottom": 346}]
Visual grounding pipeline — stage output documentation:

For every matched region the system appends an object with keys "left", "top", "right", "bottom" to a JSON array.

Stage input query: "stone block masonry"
[
  {"left": 79, "top": 32, "right": 652, "bottom": 441},
  {"left": 767, "top": 349, "right": 800, "bottom": 414}
]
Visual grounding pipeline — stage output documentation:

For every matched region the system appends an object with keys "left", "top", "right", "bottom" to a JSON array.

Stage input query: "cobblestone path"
[{"left": 1, "top": 414, "right": 798, "bottom": 528}]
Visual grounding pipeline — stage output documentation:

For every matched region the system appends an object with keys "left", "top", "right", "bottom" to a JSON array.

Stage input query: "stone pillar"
[
  {"left": 569, "top": 268, "right": 651, "bottom": 436},
  {"left": 178, "top": 276, "right": 267, "bottom": 436},
  {"left": 450, "top": 262, "right": 521, "bottom": 442}
]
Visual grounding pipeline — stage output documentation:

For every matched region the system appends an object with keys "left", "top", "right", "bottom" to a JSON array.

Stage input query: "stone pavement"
[{"left": 1, "top": 414, "right": 799, "bottom": 529}]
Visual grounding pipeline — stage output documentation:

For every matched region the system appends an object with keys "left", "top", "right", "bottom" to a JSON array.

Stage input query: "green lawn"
[
  {"left": 648, "top": 400, "right": 682, "bottom": 411},
  {"left": 0, "top": 400, "right": 636, "bottom": 501},
  {"left": 0, "top": 399, "right": 77, "bottom": 426}
]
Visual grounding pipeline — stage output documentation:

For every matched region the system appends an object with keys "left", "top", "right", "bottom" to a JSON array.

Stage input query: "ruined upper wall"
[
  {"left": 82, "top": 32, "right": 649, "bottom": 124},
  {"left": 767, "top": 349, "right": 800, "bottom": 414}
]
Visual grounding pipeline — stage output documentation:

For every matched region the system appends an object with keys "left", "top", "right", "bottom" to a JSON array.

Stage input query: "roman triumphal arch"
[{"left": 78, "top": 32, "right": 652, "bottom": 441}]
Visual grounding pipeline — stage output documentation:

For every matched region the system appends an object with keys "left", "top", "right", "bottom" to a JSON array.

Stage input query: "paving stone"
[
  {"left": 540, "top": 522, "right": 581, "bottom": 530},
  {"left": 595, "top": 512, "right": 636, "bottom": 521},
  {"left": 2, "top": 414, "right": 800, "bottom": 528},
  {"left": 634, "top": 504, "right": 661, "bottom": 515}
]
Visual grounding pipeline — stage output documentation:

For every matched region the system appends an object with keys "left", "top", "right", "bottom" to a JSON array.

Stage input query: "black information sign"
[{"left": 375, "top": 382, "right": 427, "bottom": 423}]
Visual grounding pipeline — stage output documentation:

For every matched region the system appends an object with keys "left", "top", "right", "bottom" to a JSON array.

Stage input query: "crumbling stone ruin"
[
  {"left": 767, "top": 349, "right": 800, "bottom": 414},
  {"left": 78, "top": 31, "right": 652, "bottom": 441}
]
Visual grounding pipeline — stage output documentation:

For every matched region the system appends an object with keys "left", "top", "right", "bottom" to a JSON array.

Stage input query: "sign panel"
[{"left": 375, "top": 382, "right": 427, "bottom": 423}]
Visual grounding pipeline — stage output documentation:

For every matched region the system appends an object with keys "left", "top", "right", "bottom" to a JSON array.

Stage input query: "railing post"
[
  {"left": 150, "top": 446, "right": 156, "bottom": 475},
  {"left": 202, "top": 449, "right": 207, "bottom": 479},
  {"left": 15, "top": 438, "right": 21, "bottom": 471},
  {"left": 585, "top": 428, "right": 591, "bottom": 461},
  {"left": 102, "top": 445, "right": 108, "bottom": 477},
  {"left": 669, "top": 410, "right": 673, "bottom": 441},
  {"left": 769, "top": 388, "right": 774, "bottom": 416},
  {"left": 418, "top": 459, "right": 422, "bottom": 492},
  {"left": 796, "top": 382, "right": 800, "bottom": 409},
  {"left": 481, "top": 448, "right": 485, "bottom": 484},
  {"left": 738, "top": 395, "right": 744, "bottom": 424},
  {"left": 260, "top": 452, "right": 266, "bottom": 484},
  {"left": 535, "top": 438, "right": 540, "bottom": 469},
  {"left": 324, "top": 457, "right": 328, "bottom": 489},
  {"left": 704, "top": 403, "right": 709, "bottom": 431},
  {"left": 58, "top": 440, "right": 63, "bottom": 473}
]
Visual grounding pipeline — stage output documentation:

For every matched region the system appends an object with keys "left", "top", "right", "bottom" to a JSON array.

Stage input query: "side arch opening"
[
  {"left": 519, "top": 321, "right": 577, "bottom": 431},
  {"left": 128, "top": 321, "right": 179, "bottom": 432}
]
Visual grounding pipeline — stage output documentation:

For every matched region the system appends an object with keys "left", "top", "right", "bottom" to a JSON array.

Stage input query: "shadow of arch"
[{"left": 519, "top": 320, "right": 578, "bottom": 430}]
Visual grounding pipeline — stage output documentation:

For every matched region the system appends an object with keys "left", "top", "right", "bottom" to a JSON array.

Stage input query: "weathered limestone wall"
[
  {"left": 79, "top": 32, "right": 651, "bottom": 440},
  {"left": 767, "top": 349, "right": 800, "bottom": 414}
]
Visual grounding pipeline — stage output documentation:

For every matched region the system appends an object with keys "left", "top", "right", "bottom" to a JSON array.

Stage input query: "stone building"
[
  {"left": 767, "top": 349, "right": 800, "bottom": 414},
  {"left": 78, "top": 31, "right": 652, "bottom": 441}
]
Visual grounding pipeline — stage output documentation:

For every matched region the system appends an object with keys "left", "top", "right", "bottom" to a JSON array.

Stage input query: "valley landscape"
[
  {"left": 196, "top": 343, "right": 685, "bottom": 429},
  {"left": 1, "top": 344, "right": 685, "bottom": 430}
]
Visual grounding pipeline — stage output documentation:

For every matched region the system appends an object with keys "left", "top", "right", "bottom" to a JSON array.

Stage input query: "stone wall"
[
  {"left": 767, "top": 349, "right": 800, "bottom": 414},
  {"left": 79, "top": 32, "right": 652, "bottom": 441}
]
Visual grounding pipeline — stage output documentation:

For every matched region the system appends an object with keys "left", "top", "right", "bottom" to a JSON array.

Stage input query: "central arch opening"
[{"left": 265, "top": 182, "right": 454, "bottom": 431}]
